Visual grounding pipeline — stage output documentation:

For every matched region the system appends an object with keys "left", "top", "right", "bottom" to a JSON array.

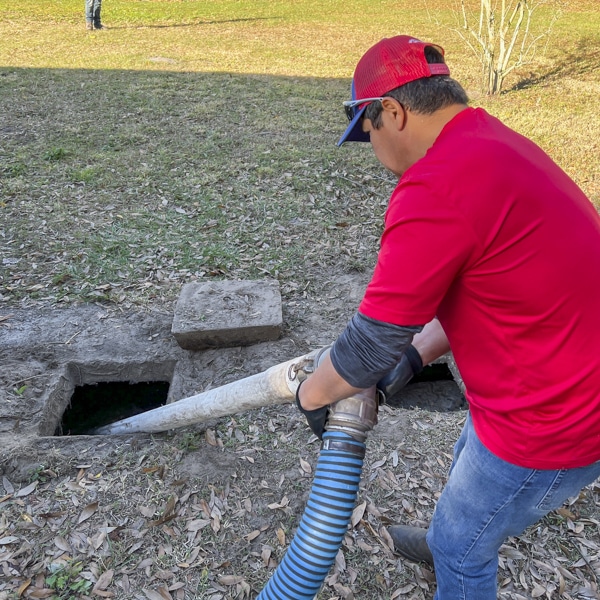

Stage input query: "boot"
[
  {"left": 86, "top": 20, "right": 94, "bottom": 30},
  {"left": 93, "top": 8, "right": 103, "bottom": 29},
  {"left": 387, "top": 525, "right": 434, "bottom": 566}
]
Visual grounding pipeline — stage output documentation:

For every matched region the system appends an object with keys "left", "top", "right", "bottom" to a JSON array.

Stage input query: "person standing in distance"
[
  {"left": 86, "top": 0, "right": 103, "bottom": 30},
  {"left": 295, "top": 35, "right": 600, "bottom": 599}
]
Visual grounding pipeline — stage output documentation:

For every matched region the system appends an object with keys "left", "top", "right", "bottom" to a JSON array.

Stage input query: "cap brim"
[{"left": 337, "top": 105, "right": 370, "bottom": 147}]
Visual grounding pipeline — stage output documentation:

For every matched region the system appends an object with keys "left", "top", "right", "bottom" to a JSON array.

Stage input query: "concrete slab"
[{"left": 171, "top": 279, "right": 283, "bottom": 350}]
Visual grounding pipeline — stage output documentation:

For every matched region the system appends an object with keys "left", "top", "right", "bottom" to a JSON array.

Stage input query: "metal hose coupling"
[
  {"left": 288, "top": 345, "right": 332, "bottom": 386},
  {"left": 324, "top": 386, "right": 378, "bottom": 451}
]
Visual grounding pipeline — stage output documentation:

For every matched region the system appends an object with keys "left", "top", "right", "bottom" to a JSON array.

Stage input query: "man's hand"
[
  {"left": 296, "top": 381, "right": 329, "bottom": 439},
  {"left": 376, "top": 344, "right": 423, "bottom": 401}
]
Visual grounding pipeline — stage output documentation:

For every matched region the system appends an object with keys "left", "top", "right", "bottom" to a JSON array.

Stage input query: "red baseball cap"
[{"left": 338, "top": 35, "right": 450, "bottom": 146}]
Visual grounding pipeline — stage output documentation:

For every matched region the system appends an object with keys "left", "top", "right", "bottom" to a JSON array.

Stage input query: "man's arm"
[
  {"left": 298, "top": 317, "right": 450, "bottom": 411},
  {"left": 412, "top": 317, "right": 450, "bottom": 365},
  {"left": 298, "top": 351, "right": 362, "bottom": 410}
]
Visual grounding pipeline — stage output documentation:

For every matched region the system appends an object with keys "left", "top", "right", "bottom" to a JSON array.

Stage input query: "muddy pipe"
[{"left": 93, "top": 347, "right": 330, "bottom": 435}]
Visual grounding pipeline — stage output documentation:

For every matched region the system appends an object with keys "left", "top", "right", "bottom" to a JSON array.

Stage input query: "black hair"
[{"left": 364, "top": 45, "right": 469, "bottom": 127}]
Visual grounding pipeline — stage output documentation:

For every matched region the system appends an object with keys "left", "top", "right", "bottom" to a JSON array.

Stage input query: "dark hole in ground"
[
  {"left": 55, "top": 381, "right": 170, "bottom": 436},
  {"left": 387, "top": 363, "right": 466, "bottom": 412},
  {"left": 410, "top": 362, "right": 455, "bottom": 384}
]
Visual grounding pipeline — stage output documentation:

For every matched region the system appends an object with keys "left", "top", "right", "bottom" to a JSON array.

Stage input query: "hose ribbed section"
[{"left": 256, "top": 430, "right": 365, "bottom": 600}]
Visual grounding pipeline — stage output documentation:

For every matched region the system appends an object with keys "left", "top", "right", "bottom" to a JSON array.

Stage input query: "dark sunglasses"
[{"left": 342, "top": 97, "right": 386, "bottom": 122}]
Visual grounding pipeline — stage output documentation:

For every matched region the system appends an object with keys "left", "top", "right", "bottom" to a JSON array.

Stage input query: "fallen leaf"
[
  {"left": 186, "top": 519, "right": 210, "bottom": 532},
  {"left": 38, "top": 511, "right": 66, "bottom": 519},
  {"left": 139, "top": 505, "right": 156, "bottom": 518},
  {"left": 168, "top": 582, "right": 186, "bottom": 591},
  {"left": 299, "top": 458, "right": 312, "bottom": 474},
  {"left": 78, "top": 501, "right": 99, "bottom": 524},
  {"left": 276, "top": 527, "right": 286, "bottom": 546},
  {"left": 142, "top": 466, "right": 165, "bottom": 476},
  {"left": 143, "top": 589, "right": 168, "bottom": 600},
  {"left": 2, "top": 476, "right": 15, "bottom": 494},
  {"left": 245, "top": 530, "right": 260, "bottom": 541},
  {"left": 92, "top": 590, "right": 114, "bottom": 598},
  {"left": 379, "top": 527, "right": 394, "bottom": 552},
  {"left": 267, "top": 496, "right": 289, "bottom": 510},
  {"left": 26, "top": 588, "right": 54, "bottom": 598},
  {"left": 137, "top": 558, "right": 154, "bottom": 570},
  {"left": 219, "top": 575, "right": 244, "bottom": 586},
  {"left": 333, "top": 582, "right": 354, "bottom": 599},
  {"left": 391, "top": 583, "right": 416, "bottom": 597},
  {"left": 15, "top": 481, "right": 38, "bottom": 497},
  {"left": 155, "top": 569, "right": 175, "bottom": 580},
  {"left": 205, "top": 429, "right": 217, "bottom": 446},
  {"left": 351, "top": 501, "right": 366, "bottom": 528},
  {"left": 54, "top": 536, "right": 72, "bottom": 552},
  {"left": 210, "top": 514, "right": 221, "bottom": 533},
  {"left": 335, "top": 548, "right": 346, "bottom": 572},
  {"left": 17, "top": 578, "right": 31, "bottom": 596},
  {"left": 0, "top": 535, "right": 20, "bottom": 544},
  {"left": 93, "top": 569, "right": 114, "bottom": 591},
  {"left": 162, "top": 496, "right": 177, "bottom": 518},
  {"left": 157, "top": 586, "right": 173, "bottom": 600}
]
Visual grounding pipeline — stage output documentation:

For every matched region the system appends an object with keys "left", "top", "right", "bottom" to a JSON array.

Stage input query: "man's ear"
[{"left": 381, "top": 98, "right": 407, "bottom": 131}]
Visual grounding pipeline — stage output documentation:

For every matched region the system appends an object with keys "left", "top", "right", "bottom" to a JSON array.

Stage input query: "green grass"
[{"left": 0, "top": 0, "right": 599, "bottom": 306}]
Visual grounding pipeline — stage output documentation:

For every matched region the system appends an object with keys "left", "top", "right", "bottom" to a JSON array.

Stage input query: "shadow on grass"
[
  {"left": 510, "top": 35, "right": 600, "bottom": 91},
  {"left": 106, "top": 17, "right": 283, "bottom": 30},
  {"left": 0, "top": 66, "right": 377, "bottom": 304},
  {"left": 0, "top": 65, "right": 596, "bottom": 309}
]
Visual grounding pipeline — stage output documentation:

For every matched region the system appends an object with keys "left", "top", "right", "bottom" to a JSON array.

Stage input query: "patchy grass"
[
  {"left": 0, "top": 2, "right": 598, "bottom": 307},
  {"left": 0, "top": 67, "right": 391, "bottom": 306}
]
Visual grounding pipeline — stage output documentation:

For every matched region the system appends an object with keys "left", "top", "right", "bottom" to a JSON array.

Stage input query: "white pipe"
[{"left": 94, "top": 348, "right": 327, "bottom": 435}]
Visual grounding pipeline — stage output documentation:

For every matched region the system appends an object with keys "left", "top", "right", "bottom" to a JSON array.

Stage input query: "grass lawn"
[
  {"left": 1, "top": 3, "right": 600, "bottom": 600},
  {"left": 0, "top": 0, "right": 599, "bottom": 307}
]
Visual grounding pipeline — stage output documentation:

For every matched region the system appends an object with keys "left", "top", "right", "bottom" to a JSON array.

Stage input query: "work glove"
[
  {"left": 295, "top": 381, "right": 329, "bottom": 440},
  {"left": 376, "top": 344, "right": 423, "bottom": 402}
]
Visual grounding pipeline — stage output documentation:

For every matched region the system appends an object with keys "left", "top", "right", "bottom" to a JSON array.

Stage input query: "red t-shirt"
[{"left": 359, "top": 107, "right": 600, "bottom": 469}]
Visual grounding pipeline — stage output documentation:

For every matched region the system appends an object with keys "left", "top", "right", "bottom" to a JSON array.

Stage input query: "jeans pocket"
[{"left": 535, "top": 470, "right": 567, "bottom": 512}]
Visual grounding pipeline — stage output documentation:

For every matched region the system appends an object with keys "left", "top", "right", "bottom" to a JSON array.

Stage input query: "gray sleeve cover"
[{"left": 330, "top": 312, "right": 424, "bottom": 389}]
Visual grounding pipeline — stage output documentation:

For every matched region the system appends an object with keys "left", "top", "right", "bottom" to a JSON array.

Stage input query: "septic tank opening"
[
  {"left": 55, "top": 381, "right": 170, "bottom": 436},
  {"left": 387, "top": 361, "right": 465, "bottom": 412},
  {"left": 411, "top": 362, "right": 455, "bottom": 383}
]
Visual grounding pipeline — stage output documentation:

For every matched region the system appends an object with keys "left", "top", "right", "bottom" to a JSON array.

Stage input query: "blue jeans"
[
  {"left": 85, "top": 0, "right": 102, "bottom": 24},
  {"left": 427, "top": 413, "right": 600, "bottom": 599}
]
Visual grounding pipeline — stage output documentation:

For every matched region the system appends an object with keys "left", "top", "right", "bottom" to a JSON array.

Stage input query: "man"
[
  {"left": 296, "top": 35, "right": 600, "bottom": 599},
  {"left": 85, "top": 0, "right": 103, "bottom": 30}
]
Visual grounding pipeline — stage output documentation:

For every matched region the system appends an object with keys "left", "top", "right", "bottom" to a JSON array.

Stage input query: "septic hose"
[
  {"left": 257, "top": 388, "right": 377, "bottom": 600},
  {"left": 257, "top": 430, "right": 365, "bottom": 600}
]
